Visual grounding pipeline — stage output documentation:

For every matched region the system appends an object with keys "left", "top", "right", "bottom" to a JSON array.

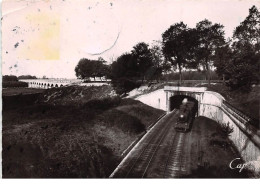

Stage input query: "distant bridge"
[{"left": 19, "top": 79, "right": 83, "bottom": 89}]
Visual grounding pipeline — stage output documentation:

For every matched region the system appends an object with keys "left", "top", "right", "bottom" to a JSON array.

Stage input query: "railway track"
[
  {"left": 163, "top": 132, "right": 186, "bottom": 177},
  {"left": 111, "top": 109, "right": 191, "bottom": 178},
  {"left": 124, "top": 110, "right": 177, "bottom": 178}
]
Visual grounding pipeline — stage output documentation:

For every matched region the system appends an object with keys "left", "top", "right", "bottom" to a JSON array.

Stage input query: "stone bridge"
[
  {"left": 136, "top": 86, "right": 260, "bottom": 164},
  {"left": 19, "top": 79, "right": 83, "bottom": 89}
]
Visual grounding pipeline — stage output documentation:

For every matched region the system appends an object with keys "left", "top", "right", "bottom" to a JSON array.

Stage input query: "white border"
[{"left": 0, "top": 0, "right": 3, "bottom": 179}]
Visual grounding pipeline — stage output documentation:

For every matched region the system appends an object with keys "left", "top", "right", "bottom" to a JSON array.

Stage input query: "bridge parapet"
[{"left": 164, "top": 86, "right": 207, "bottom": 92}]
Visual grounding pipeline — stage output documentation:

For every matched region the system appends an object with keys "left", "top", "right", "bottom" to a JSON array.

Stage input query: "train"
[{"left": 175, "top": 98, "right": 196, "bottom": 132}]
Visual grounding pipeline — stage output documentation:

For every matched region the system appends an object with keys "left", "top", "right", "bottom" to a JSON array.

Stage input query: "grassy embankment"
[
  {"left": 205, "top": 84, "right": 259, "bottom": 128},
  {"left": 2, "top": 85, "right": 165, "bottom": 178},
  {"left": 2, "top": 88, "right": 45, "bottom": 96},
  {"left": 187, "top": 116, "right": 253, "bottom": 178}
]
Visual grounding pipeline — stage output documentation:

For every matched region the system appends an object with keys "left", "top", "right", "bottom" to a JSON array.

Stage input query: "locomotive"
[{"left": 175, "top": 98, "right": 196, "bottom": 132}]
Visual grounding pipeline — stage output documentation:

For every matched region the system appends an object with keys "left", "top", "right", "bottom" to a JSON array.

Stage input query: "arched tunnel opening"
[{"left": 169, "top": 95, "right": 198, "bottom": 116}]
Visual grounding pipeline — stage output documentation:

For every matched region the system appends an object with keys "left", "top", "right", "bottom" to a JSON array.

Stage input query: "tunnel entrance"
[{"left": 169, "top": 95, "right": 198, "bottom": 115}]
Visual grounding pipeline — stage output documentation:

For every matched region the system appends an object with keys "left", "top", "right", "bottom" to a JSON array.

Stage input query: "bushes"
[
  {"left": 111, "top": 78, "right": 141, "bottom": 95},
  {"left": 81, "top": 97, "right": 121, "bottom": 111},
  {"left": 2, "top": 75, "right": 28, "bottom": 88},
  {"left": 3, "top": 75, "right": 18, "bottom": 82},
  {"left": 162, "top": 70, "right": 220, "bottom": 81},
  {"left": 18, "top": 75, "right": 37, "bottom": 80},
  {"left": 3, "top": 81, "right": 28, "bottom": 88},
  {"left": 210, "top": 122, "right": 234, "bottom": 150},
  {"left": 219, "top": 122, "right": 234, "bottom": 137}
]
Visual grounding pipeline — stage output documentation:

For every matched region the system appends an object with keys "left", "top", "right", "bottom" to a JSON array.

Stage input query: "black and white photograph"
[{"left": 1, "top": 0, "right": 260, "bottom": 179}]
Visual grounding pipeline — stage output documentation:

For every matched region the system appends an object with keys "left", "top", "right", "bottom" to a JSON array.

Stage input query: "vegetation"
[
  {"left": 3, "top": 75, "right": 28, "bottom": 88},
  {"left": 110, "top": 42, "right": 170, "bottom": 95},
  {"left": 203, "top": 84, "right": 260, "bottom": 127},
  {"left": 109, "top": 6, "right": 259, "bottom": 94},
  {"left": 2, "top": 86, "right": 165, "bottom": 178},
  {"left": 217, "top": 6, "right": 260, "bottom": 91},
  {"left": 3, "top": 81, "right": 28, "bottom": 88},
  {"left": 3, "top": 75, "right": 19, "bottom": 82},
  {"left": 162, "top": 22, "right": 198, "bottom": 83},
  {"left": 194, "top": 19, "right": 225, "bottom": 84},
  {"left": 186, "top": 116, "right": 250, "bottom": 178},
  {"left": 219, "top": 122, "right": 234, "bottom": 137},
  {"left": 72, "top": 6, "right": 258, "bottom": 94},
  {"left": 161, "top": 70, "right": 219, "bottom": 81},
  {"left": 75, "top": 58, "right": 110, "bottom": 81},
  {"left": 2, "top": 88, "right": 45, "bottom": 96},
  {"left": 18, "top": 75, "right": 37, "bottom": 79},
  {"left": 110, "top": 53, "right": 140, "bottom": 95}
]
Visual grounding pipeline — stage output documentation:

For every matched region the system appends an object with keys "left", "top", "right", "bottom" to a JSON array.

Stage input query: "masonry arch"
[
  {"left": 55, "top": 84, "right": 58, "bottom": 88},
  {"left": 169, "top": 95, "right": 198, "bottom": 114}
]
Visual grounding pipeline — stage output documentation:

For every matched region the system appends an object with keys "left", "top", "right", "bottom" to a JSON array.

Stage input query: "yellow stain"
[{"left": 20, "top": 13, "right": 60, "bottom": 60}]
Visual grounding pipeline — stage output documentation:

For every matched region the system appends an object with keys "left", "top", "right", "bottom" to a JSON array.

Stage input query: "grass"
[
  {"left": 2, "top": 85, "right": 165, "bottom": 178},
  {"left": 2, "top": 88, "right": 45, "bottom": 96},
  {"left": 204, "top": 84, "right": 260, "bottom": 126},
  {"left": 186, "top": 116, "right": 251, "bottom": 178},
  {"left": 2, "top": 81, "right": 28, "bottom": 88},
  {"left": 39, "top": 85, "right": 116, "bottom": 105}
]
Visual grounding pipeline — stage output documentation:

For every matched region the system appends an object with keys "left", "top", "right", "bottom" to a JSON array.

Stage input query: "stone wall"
[
  {"left": 200, "top": 91, "right": 260, "bottom": 162},
  {"left": 135, "top": 89, "right": 166, "bottom": 111}
]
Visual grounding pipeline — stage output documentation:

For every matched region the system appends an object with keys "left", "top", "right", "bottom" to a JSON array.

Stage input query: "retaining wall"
[
  {"left": 134, "top": 88, "right": 260, "bottom": 163},
  {"left": 200, "top": 91, "right": 260, "bottom": 162}
]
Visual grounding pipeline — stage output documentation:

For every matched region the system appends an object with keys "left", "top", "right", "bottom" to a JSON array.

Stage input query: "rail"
[{"left": 124, "top": 110, "right": 177, "bottom": 178}]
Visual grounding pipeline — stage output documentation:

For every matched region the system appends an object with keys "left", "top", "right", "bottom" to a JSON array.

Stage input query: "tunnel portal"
[{"left": 169, "top": 95, "right": 198, "bottom": 115}]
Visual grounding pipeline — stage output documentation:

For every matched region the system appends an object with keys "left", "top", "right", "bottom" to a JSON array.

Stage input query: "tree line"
[
  {"left": 75, "top": 6, "right": 259, "bottom": 94},
  {"left": 3, "top": 75, "right": 37, "bottom": 81}
]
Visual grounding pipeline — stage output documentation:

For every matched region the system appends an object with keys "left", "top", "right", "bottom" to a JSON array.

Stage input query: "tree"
[
  {"left": 75, "top": 58, "right": 109, "bottom": 81},
  {"left": 131, "top": 42, "right": 154, "bottom": 82},
  {"left": 233, "top": 5, "right": 260, "bottom": 51},
  {"left": 218, "top": 6, "right": 260, "bottom": 91},
  {"left": 75, "top": 58, "right": 93, "bottom": 80},
  {"left": 18, "top": 75, "right": 37, "bottom": 79},
  {"left": 3, "top": 75, "right": 18, "bottom": 82},
  {"left": 194, "top": 19, "right": 226, "bottom": 84},
  {"left": 162, "top": 22, "right": 196, "bottom": 84},
  {"left": 111, "top": 53, "right": 138, "bottom": 79},
  {"left": 148, "top": 41, "right": 171, "bottom": 82},
  {"left": 212, "top": 6, "right": 260, "bottom": 91},
  {"left": 110, "top": 53, "right": 140, "bottom": 95},
  {"left": 213, "top": 42, "right": 233, "bottom": 82}
]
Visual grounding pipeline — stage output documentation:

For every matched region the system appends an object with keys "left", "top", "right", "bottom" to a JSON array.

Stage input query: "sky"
[{"left": 2, "top": 0, "right": 260, "bottom": 78}]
